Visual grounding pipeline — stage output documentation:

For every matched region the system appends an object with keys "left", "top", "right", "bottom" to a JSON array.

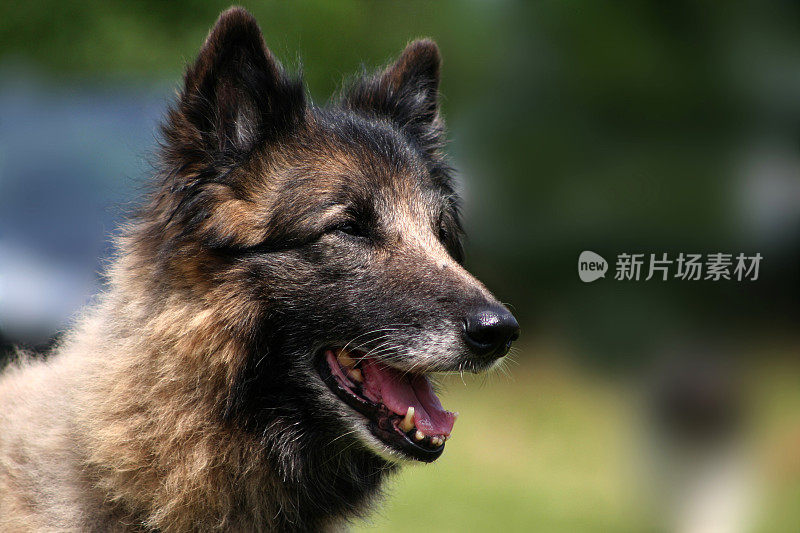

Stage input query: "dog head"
[{"left": 141, "top": 7, "right": 518, "bottom": 464}]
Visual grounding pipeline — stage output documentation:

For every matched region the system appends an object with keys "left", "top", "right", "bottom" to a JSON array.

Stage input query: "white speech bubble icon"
[{"left": 578, "top": 251, "right": 608, "bottom": 282}]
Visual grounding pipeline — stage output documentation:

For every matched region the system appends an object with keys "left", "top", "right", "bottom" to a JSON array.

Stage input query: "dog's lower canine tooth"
[
  {"left": 337, "top": 349, "right": 356, "bottom": 369},
  {"left": 347, "top": 368, "right": 363, "bottom": 383},
  {"left": 414, "top": 430, "right": 425, "bottom": 442},
  {"left": 399, "top": 406, "right": 414, "bottom": 432}
]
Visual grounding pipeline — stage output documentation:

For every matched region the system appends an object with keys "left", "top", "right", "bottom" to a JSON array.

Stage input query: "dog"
[{"left": 0, "top": 7, "right": 518, "bottom": 531}]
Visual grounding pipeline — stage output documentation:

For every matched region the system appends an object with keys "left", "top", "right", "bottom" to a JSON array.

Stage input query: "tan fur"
[
  {"left": 0, "top": 132, "right": 453, "bottom": 532},
  {"left": 0, "top": 245, "right": 342, "bottom": 531}
]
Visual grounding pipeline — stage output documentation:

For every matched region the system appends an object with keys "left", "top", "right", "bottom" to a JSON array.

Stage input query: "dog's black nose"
[{"left": 462, "top": 304, "right": 519, "bottom": 358}]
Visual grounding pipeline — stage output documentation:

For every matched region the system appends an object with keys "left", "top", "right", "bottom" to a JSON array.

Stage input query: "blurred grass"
[
  {"left": 752, "top": 359, "right": 800, "bottom": 533},
  {"left": 351, "top": 350, "right": 800, "bottom": 532},
  {"left": 353, "top": 353, "right": 649, "bottom": 532}
]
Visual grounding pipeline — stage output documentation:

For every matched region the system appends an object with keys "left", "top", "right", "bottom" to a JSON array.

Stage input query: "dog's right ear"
[{"left": 163, "top": 7, "right": 305, "bottom": 163}]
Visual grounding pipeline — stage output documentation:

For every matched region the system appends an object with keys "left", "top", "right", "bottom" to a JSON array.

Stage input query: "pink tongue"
[{"left": 361, "top": 359, "right": 456, "bottom": 437}]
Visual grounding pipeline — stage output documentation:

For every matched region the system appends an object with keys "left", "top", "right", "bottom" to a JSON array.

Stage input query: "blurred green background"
[{"left": 1, "top": 1, "right": 799, "bottom": 531}]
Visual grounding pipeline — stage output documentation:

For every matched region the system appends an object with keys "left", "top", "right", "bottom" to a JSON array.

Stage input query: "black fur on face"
[{"left": 128, "top": 7, "right": 512, "bottom": 529}]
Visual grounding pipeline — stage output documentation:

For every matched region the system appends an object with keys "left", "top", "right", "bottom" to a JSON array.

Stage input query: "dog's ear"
[
  {"left": 344, "top": 39, "right": 443, "bottom": 142},
  {"left": 164, "top": 7, "right": 305, "bottom": 161}
]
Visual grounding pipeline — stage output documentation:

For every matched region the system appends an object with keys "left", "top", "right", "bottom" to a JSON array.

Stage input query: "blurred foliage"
[{"left": 1, "top": 0, "right": 798, "bottom": 365}]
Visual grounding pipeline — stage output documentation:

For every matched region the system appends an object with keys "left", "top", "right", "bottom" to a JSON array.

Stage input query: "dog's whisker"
[{"left": 340, "top": 324, "right": 414, "bottom": 354}]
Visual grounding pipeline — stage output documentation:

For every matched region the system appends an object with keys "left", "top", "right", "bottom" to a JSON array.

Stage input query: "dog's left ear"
[
  {"left": 344, "top": 39, "right": 443, "bottom": 141},
  {"left": 164, "top": 7, "right": 305, "bottom": 161}
]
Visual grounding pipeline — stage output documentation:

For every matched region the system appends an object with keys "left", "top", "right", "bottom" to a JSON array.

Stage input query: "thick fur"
[{"left": 0, "top": 7, "right": 508, "bottom": 531}]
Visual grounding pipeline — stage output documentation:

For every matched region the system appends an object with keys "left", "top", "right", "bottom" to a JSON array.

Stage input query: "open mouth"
[{"left": 317, "top": 348, "right": 457, "bottom": 462}]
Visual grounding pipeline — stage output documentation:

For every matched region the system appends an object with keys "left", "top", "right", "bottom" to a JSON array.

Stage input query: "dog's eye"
[{"left": 331, "top": 221, "right": 368, "bottom": 239}]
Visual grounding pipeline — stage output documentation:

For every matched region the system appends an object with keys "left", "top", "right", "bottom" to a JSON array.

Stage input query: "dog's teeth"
[
  {"left": 414, "top": 430, "right": 425, "bottom": 442},
  {"left": 347, "top": 368, "right": 363, "bottom": 383},
  {"left": 337, "top": 349, "right": 356, "bottom": 369},
  {"left": 431, "top": 436, "right": 442, "bottom": 446},
  {"left": 399, "top": 406, "right": 415, "bottom": 432}
]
